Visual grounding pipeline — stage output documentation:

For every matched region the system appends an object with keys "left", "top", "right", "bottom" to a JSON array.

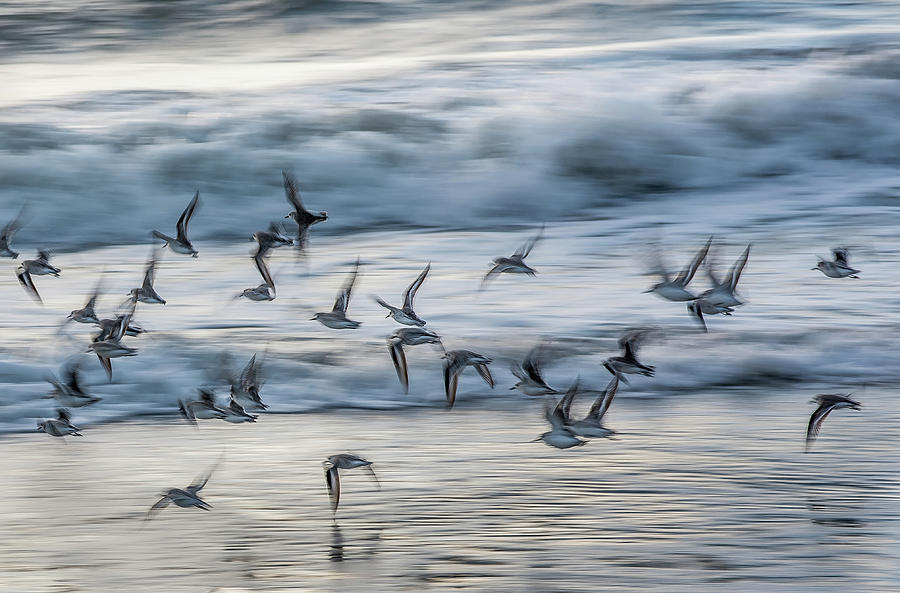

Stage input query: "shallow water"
[{"left": 2, "top": 401, "right": 898, "bottom": 592}]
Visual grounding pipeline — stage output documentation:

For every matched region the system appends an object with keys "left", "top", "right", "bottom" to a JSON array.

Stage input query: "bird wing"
[
  {"left": 145, "top": 495, "right": 172, "bottom": 521},
  {"left": 141, "top": 254, "right": 157, "bottom": 291},
  {"left": 332, "top": 258, "right": 359, "bottom": 313},
  {"left": 588, "top": 374, "right": 620, "bottom": 421},
  {"left": 727, "top": 244, "right": 751, "bottom": 292},
  {"left": 443, "top": 357, "right": 462, "bottom": 408},
  {"left": 512, "top": 225, "right": 544, "bottom": 260},
  {"left": 522, "top": 345, "right": 547, "bottom": 384},
  {"left": 832, "top": 247, "right": 849, "bottom": 266},
  {"left": 475, "top": 363, "right": 494, "bottom": 388},
  {"left": 805, "top": 403, "right": 836, "bottom": 451},
  {"left": 187, "top": 458, "right": 220, "bottom": 494},
  {"left": 389, "top": 340, "right": 409, "bottom": 393},
  {"left": 402, "top": 262, "right": 430, "bottom": 310},
  {"left": 175, "top": 191, "right": 200, "bottom": 243},
  {"left": 254, "top": 253, "right": 275, "bottom": 291},
  {"left": 17, "top": 268, "right": 41, "bottom": 303},
  {"left": 282, "top": 170, "right": 305, "bottom": 212},
  {"left": 325, "top": 466, "right": 341, "bottom": 513},
  {"left": 363, "top": 465, "right": 380, "bottom": 490},
  {"left": 555, "top": 378, "right": 580, "bottom": 422},
  {"left": 674, "top": 236, "right": 712, "bottom": 286}
]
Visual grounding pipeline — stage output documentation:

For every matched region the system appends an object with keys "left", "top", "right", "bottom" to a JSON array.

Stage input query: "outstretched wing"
[
  {"left": 254, "top": 253, "right": 275, "bottom": 291},
  {"left": 832, "top": 247, "right": 849, "bottom": 267},
  {"left": 674, "top": 236, "right": 712, "bottom": 286},
  {"left": 588, "top": 375, "right": 620, "bottom": 421},
  {"left": 145, "top": 495, "right": 172, "bottom": 521},
  {"left": 332, "top": 258, "right": 360, "bottom": 313},
  {"left": 512, "top": 225, "right": 544, "bottom": 260},
  {"left": 175, "top": 191, "right": 200, "bottom": 243},
  {"left": 141, "top": 254, "right": 157, "bottom": 291},
  {"left": 389, "top": 341, "right": 409, "bottom": 393},
  {"left": 402, "top": 262, "right": 430, "bottom": 310},
  {"left": 805, "top": 403, "right": 835, "bottom": 452},
  {"left": 282, "top": 170, "right": 305, "bottom": 212},
  {"left": 325, "top": 466, "right": 341, "bottom": 513},
  {"left": 727, "top": 244, "right": 751, "bottom": 292}
]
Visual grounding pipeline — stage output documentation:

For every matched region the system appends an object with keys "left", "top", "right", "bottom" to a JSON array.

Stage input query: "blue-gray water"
[{"left": 2, "top": 1, "right": 900, "bottom": 591}]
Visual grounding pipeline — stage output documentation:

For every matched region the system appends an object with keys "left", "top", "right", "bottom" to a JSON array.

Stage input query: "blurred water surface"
[{"left": 2, "top": 1, "right": 900, "bottom": 591}]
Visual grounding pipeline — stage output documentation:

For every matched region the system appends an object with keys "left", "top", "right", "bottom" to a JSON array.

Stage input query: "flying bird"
[
  {"left": 557, "top": 375, "right": 619, "bottom": 438},
  {"left": 37, "top": 408, "right": 82, "bottom": 437},
  {"left": 806, "top": 393, "right": 861, "bottom": 452},
  {"left": 152, "top": 190, "right": 200, "bottom": 257},
  {"left": 89, "top": 295, "right": 138, "bottom": 380},
  {"left": 45, "top": 359, "right": 101, "bottom": 408},
  {"left": 311, "top": 258, "right": 362, "bottom": 329},
  {"left": 146, "top": 461, "right": 219, "bottom": 521},
  {"left": 701, "top": 243, "right": 750, "bottom": 308},
  {"left": 443, "top": 349, "right": 494, "bottom": 408},
  {"left": 375, "top": 262, "right": 430, "bottom": 326},
  {"left": 604, "top": 329, "right": 656, "bottom": 383},
  {"left": 510, "top": 343, "right": 558, "bottom": 396},
  {"left": 323, "top": 454, "right": 380, "bottom": 515},
  {"left": 16, "top": 250, "right": 60, "bottom": 304},
  {"left": 813, "top": 247, "right": 860, "bottom": 279},
  {"left": 480, "top": 225, "right": 544, "bottom": 289},
  {"left": 534, "top": 381, "right": 586, "bottom": 449},
  {"left": 128, "top": 251, "right": 166, "bottom": 304},
  {"left": 283, "top": 170, "right": 327, "bottom": 251},
  {"left": 387, "top": 327, "right": 443, "bottom": 393},
  {"left": 0, "top": 204, "right": 27, "bottom": 258},
  {"left": 645, "top": 236, "right": 712, "bottom": 301}
]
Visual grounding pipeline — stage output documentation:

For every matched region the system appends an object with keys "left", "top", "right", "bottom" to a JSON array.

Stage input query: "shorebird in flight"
[
  {"left": 375, "top": 262, "right": 430, "bottom": 326},
  {"left": 806, "top": 393, "right": 861, "bottom": 452},
  {"left": 153, "top": 190, "right": 200, "bottom": 257}
]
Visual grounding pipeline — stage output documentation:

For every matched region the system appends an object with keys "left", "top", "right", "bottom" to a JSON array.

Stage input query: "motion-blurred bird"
[
  {"left": 701, "top": 243, "right": 750, "bottom": 308},
  {"left": 813, "top": 247, "right": 860, "bottom": 279},
  {"left": 510, "top": 343, "right": 558, "bottom": 396},
  {"left": 323, "top": 454, "right": 380, "bottom": 515},
  {"left": 604, "top": 329, "right": 655, "bottom": 383},
  {"left": 443, "top": 349, "right": 494, "bottom": 408},
  {"left": 178, "top": 388, "right": 228, "bottom": 426},
  {"left": 806, "top": 393, "right": 861, "bottom": 452},
  {"left": 480, "top": 225, "right": 543, "bottom": 289},
  {"left": 312, "top": 258, "right": 362, "bottom": 329},
  {"left": 65, "top": 278, "right": 103, "bottom": 325},
  {"left": 128, "top": 251, "right": 166, "bottom": 304},
  {"left": 37, "top": 408, "right": 82, "bottom": 437},
  {"left": 236, "top": 283, "right": 275, "bottom": 301},
  {"left": 375, "top": 262, "right": 430, "bottom": 326},
  {"left": 687, "top": 298, "right": 734, "bottom": 333},
  {"left": 153, "top": 190, "right": 200, "bottom": 257},
  {"left": 228, "top": 352, "right": 268, "bottom": 411},
  {"left": 45, "top": 359, "right": 101, "bottom": 408},
  {"left": 17, "top": 250, "right": 60, "bottom": 304},
  {"left": 645, "top": 237, "right": 711, "bottom": 301},
  {"left": 89, "top": 296, "right": 138, "bottom": 380},
  {"left": 283, "top": 170, "right": 327, "bottom": 251},
  {"left": 557, "top": 375, "right": 619, "bottom": 438},
  {"left": 535, "top": 381, "right": 585, "bottom": 449},
  {"left": 146, "top": 462, "right": 218, "bottom": 521},
  {"left": 387, "top": 327, "right": 442, "bottom": 393},
  {"left": 0, "top": 204, "right": 26, "bottom": 258}
]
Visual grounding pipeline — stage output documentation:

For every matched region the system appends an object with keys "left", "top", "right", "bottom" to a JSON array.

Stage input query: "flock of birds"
[{"left": 2, "top": 170, "right": 865, "bottom": 518}]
